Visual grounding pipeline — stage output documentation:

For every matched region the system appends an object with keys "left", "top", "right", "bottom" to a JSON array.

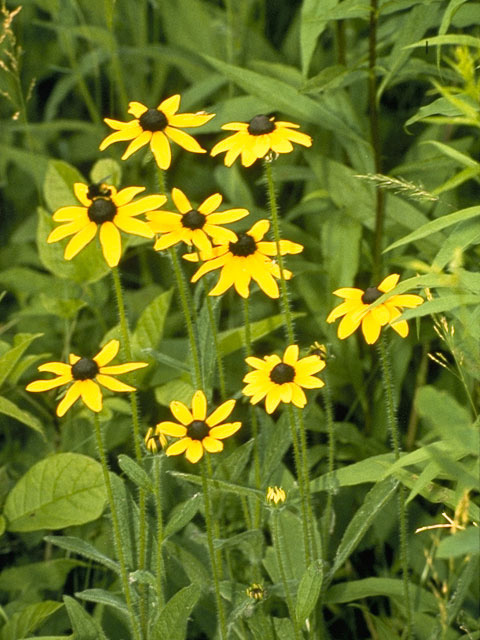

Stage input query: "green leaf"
[
  {"left": 37, "top": 207, "right": 110, "bottom": 284},
  {"left": 0, "top": 396, "right": 45, "bottom": 437},
  {"left": 436, "top": 526, "right": 480, "bottom": 559},
  {"left": 295, "top": 560, "right": 323, "bottom": 624},
  {"left": 75, "top": 588, "right": 129, "bottom": 618},
  {"left": 43, "top": 160, "right": 84, "bottom": 212},
  {"left": 117, "top": 454, "right": 153, "bottom": 493},
  {"left": 4, "top": 453, "right": 106, "bottom": 531},
  {"left": 164, "top": 540, "right": 210, "bottom": 585},
  {"left": 170, "top": 471, "right": 262, "bottom": 500},
  {"left": 0, "top": 559, "right": 81, "bottom": 596},
  {"left": 446, "top": 555, "right": 479, "bottom": 625},
  {"left": 423, "top": 140, "right": 480, "bottom": 168},
  {"left": 44, "top": 535, "right": 120, "bottom": 575},
  {"left": 300, "top": 0, "right": 338, "bottom": 74},
  {"left": 0, "top": 601, "right": 63, "bottom": 640},
  {"left": 405, "top": 34, "right": 480, "bottom": 50},
  {"left": 164, "top": 493, "right": 202, "bottom": 538},
  {"left": 399, "top": 294, "right": 480, "bottom": 321},
  {"left": 131, "top": 289, "right": 173, "bottom": 359},
  {"left": 328, "top": 479, "right": 398, "bottom": 580},
  {"left": 150, "top": 583, "right": 201, "bottom": 640},
  {"left": 63, "top": 596, "right": 107, "bottom": 640},
  {"left": 154, "top": 379, "right": 195, "bottom": 407},
  {"left": 0, "top": 333, "right": 43, "bottom": 389},
  {"left": 89, "top": 157, "right": 122, "bottom": 187}
]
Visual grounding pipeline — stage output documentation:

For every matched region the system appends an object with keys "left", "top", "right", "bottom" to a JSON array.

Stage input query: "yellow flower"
[
  {"left": 26, "top": 340, "right": 148, "bottom": 417},
  {"left": 246, "top": 584, "right": 266, "bottom": 600},
  {"left": 154, "top": 390, "right": 241, "bottom": 464},
  {"left": 266, "top": 486, "right": 286, "bottom": 505},
  {"left": 99, "top": 95, "right": 215, "bottom": 170},
  {"left": 47, "top": 182, "right": 166, "bottom": 267},
  {"left": 243, "top": 344, "right": 325, "bottom": 414},
  {"left": 183, "top": 219, "right": 303, "bottom": 298},
  {"left": 147, "top": 187, "right": 248, "bottom": 257},
  {"left": 144, "top": 427, "right": 167, "bottom": 453},
  {"left": 210, "top": 115, "right": 312, "bottom": 167},
  {"left": 326, "top": 274, "right": 424, "bottom": 344}
]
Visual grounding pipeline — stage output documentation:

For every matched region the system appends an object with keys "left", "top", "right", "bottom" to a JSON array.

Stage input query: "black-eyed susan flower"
[
  {"left": 144, "top": 427, "right": 166, "bottom": 453},
  {"left": 99, "top": 96, "right": 215, "bottom": 170},
  {"left": 147, "top": 187, "right": 248, "bottom": 256},
  {"left": 243, "top": 344, "right": 325, "bottom": 414},
  {"left": 266, "top": 486, "right": 286, "bottom": 506},
  {"left": 26, "top": 340, "right": 148, "bottom": 417},
  {"left": 326, "top": 273, "right": 424, "bottom": 345},
  {"left": 47, "top": 182, "right": 166, "bottom": 268},
  {"left": 154, "top": 390, "right": 241, "bottom": 464},
  {"left": 210, "top": 115, "right": 312, "bottom": 167},
  {"left": 183, "top": 219, "right": 303, "bottom": 298},
  {"left": 246, "top": 584, "right": 266, "bottom": 600}
]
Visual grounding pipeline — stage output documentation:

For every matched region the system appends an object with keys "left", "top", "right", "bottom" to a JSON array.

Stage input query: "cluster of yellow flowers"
[{"left": 27, "top": 93, "right": 424, "bottom": 463}]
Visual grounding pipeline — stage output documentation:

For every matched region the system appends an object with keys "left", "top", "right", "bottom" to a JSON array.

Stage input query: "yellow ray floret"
[
  {"left": 242, "top": 344, "right": 325, "bottom": 414},
  {"left": 26, "top": 339, "right": 148, "bottom": 417},
  {"left": 326, "top": 273, "right": 424, "bottom": 344},
  {"left": 153, "top": 390, "right": 241, "bottom": 463},
  {"left": 211, "top": 114, "right": 312, "bottom": 167},
  {"left": 99, "top": 95, "right": 215, "bottom": 170}
]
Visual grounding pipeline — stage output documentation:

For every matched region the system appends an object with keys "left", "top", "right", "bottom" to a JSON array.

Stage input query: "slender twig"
[{"left": 153, "top": 456, "right": 165, "bottom": 609}]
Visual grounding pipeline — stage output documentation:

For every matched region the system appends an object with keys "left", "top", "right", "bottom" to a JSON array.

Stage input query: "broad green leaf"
[
  {"left": 0, "top": 601, "right": 63, "bottom": 640},
  {"left": 150, "top": 583, "right": 201, "bottom": 640},
  {"left": 117, "top": 454, "right": 153, "bottom": 493},
  {"left": 273, "top": 618, "right": 296, "bottom": 640},
  {"left": 436, "top": 527, "right": 480, "bottom": 559},
  {"left": 110, "top": 472, "right": 139, "bottom": 568},
  {"left": 164, "top": 493, "right": 202, "bottom": 538},
  {"left": 75, "top": 588, "right": 129, "bottom": 618},
  {"left": 0, "top": 559, "right": 81, "bottom": 595},
  {"left": 155, "top": 379, "right": 194, "bottom": 407},
  {"left": 64, "top": 596, "right": 107, "bottom": 640},
  {"left": 385, "top": 205, "right": 480, "bottom": 251},
  {"left": 131, "top": 289, "right": 173, "bottom": 359},
  {"left": 415, "top": 386, "right": 472, "bottom": 433},
  {"left": 45, "top": 535, "right": 120, "bottom": 574},
  {"left": 0, "top": 396, "right": 45, "bottom": 437},
  {"left": 90, "top": 157, "right": 122, "bottom": 187},
  {"left": 295, "top": 560, "right": 323, "bottom": 625},
  {"left": 328, "top": 479, "right": 398, "bottom": 580},
  {"left": 300, "top": 0, "right": 338, "bottom": 74},
  {"left": 264, "top": 510, "right": 306, "bottom": 583},
  {"left": 43, "top": 159, "right": 84, "bottom": 212},
  {"left": 0, "top": 333, "right": 42, "bottom": 389},
  {"left": 4, "top": 453, "right": 106, "bottom": 531},
  {"left": 37, "top": 207, "right": 110, "bottom": 284},
  {"left": 164, "top": 540, "right": 210, "bottom": 585}
]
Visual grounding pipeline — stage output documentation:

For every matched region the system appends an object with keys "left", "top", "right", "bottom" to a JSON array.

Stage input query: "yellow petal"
[
  {"left": 265, "top": 385, "right": 283, "bottom": 414},
  {"left": 99, "top": 125, "right": 143, "bottom": 150},
  {"left": 121, "top": 130, "right": 151, "bottom": 160},
  {"left": 283, "top": 345, "right": 299, "bottom": 365},
  {"left": 191, "top": 390, "right": 207, "bottom": 420},
  {"left": 170, "top": 400, "right": 193, "bottom": 425},
  {"left": 198, "top": 193, "right": 222, "bottom": 215},
  {"left": 209, "top": 422, "right": 241, "bottom": 439},
  {"left": 115, "top": 215, "right": 154, "bottom": 238},
  {"left": 387, "top": 294, "right": 423, "bottom": 308},
  {"left": 202, "top": 436, "right": 223, "bottom": 453},
  {"left": 361, "top": 312, "right": 382, "bottom": 344},
  {"left": 206, "top": 399, "right": 236, "bottom": 427},
  {"left": 150, "top": 131, "right": 171, "bottom": 170},
  {"left": 64, "top": 222, "right": 98, "bottom": 260},
  {"left": 158, "top": 94, "right": 180, "bottom": 117},
  {"left": 79, "top": 379, "right": 103, "bottom": 412},
  {"left": 38, "top": 362, "right": 72, "bottom": 375},
  {"left": 172, "top": 188, "right": 192, "bottom": 214},
  {"left": 378, "top": 273, "right": 400, "bottom": 293},
  {"left": 56, "top": 382, "right": 82, "bottom": 416},
  {"left": 48, "top": 218, "right": 88, "bottom": 243},
  {"left": 96, "top": 374, "right": 135, "bottom": 392},
  {"left": 166, "top": 437, "right": 191, "bottom": 457},
  {"left": 169, "top": 112, "right": 215, "bottom": 127},
  {"left": 156, "top": 421, "right": 187, "bottom": 437},
  {"left": 113, "top": 186, "right": 146, "bottom": 206},
  {"left": 94, "top": 340, "right": 119, "bottom": 366},
  {"left": 337, "top": 310, "right": 363, "bottom": 340},
  {"left": 291, "top": 384, "right": 307, "bottom": 408},
  {"left": 52, "top": 206, "right": 87, "bottom": 222},
  {"left": 165, "top": 126, "right": 206, "bottom": 153},
  {"left": 281, "top": 127, "right": 312, "bottom": 147},
  {"left": 390, "top": 319, "right": 409, "bottom": 338},
  {"left": 100, "top": 362, "right": 148, "bottom": 375},
  {"left": 118, "top": 195, "right": 167, "bottom": 217},
  {"left": 332, "top": 287, "right": 364, "bottom": 299},
  {"left": 154, "top": 232, "right": 184, "bottom": 251},
  {"left": 249, "top": 219, "right": 269, "bottom": 242},
  {"left": 185, "top": 440, "right": 204, "bottom": 463},
  {"left": 99, "top": 221, "right": 122, "bottom": 268},
  {"left": 128, "top": 101, "right": 148, "bottom": 118},
  {"left": 73, "top": 183, "right": 91, "bottom": 206},
  {"left": 26, "top": 376, "right": 71, "bottom": 392}
]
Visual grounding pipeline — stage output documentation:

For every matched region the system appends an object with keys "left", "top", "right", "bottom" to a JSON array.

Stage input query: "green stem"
[
  {"left": 369, "top": 0, "right": 385, "bottom": 281},
  {"left": 153, "top": 456, "right": 165, "bottom": 609},
  {"left": 93, "top": 414, "right": 142, "bottom": 640},
  {"left": 377, "top": 336, "right": 412, "bottom": 638},
  {"left": 203, "top": 281, "right": 227, "bottom": 400},
  {"left": 263, "top": 160, "right": 295, "bottom": 344},
  {"left": 271, "top": 509, "right": 302, "bottom": 640},
  {"left": 168, "top": 246, "right": 203, "bottom": 389},
  {"left": 201, "top": 459, "right": 227, "bottom": 639},
  {"left": 242, "top": 298, "right": 262, "bottom": 528},
  {"left": 111, "top": 267, "right": 147, "bottom": 632},
  {"left": 322, "top": 371, "right": 337, "bottom": 553}
]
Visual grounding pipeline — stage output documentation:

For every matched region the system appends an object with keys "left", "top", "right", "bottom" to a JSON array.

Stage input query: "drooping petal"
[
  {"left": 170, "top": 400, "right": 193, "bottom": 425},
  {"left": 96, "top": 374, "right": 135, "bottom": 392},
  {"left": 361, "top": 312, "right": 382, "bottom": 344},
  {"left": 190, "top": 253, "right": 230, "bottom": 282},
  {"left": 280, "top": 383, "right": 293, "bottom": 403},
  {"left": 99, "top": 125, "right": 143, "bottom": 150},
  {"left": 191, "top": 390, "right": 207, "bottom": 420},
  {"left": 115, "top": 215, "right": 155, "bottom": 238},
  {"left": 326, "top": 299, "right": 362, "bottom": 323},
  {"left": 166, "top": 437, "right": 191, "bottom": 457},
  {"left": 337, "top": 310, "right": 364, "bottom": 340},
  {"left": 202, "top": 436, "right": 223, "bottom": 453},
  {"left": 121, "top": 130, "right": 152, "bottom": 160},
  {"left": 64, "top": 222, "right": 98, "bottom": 260},
  {"left": 291, "top": 384, "right": 307, "bottom": 408},
  {"left": 153, "top": 231, "right": 185, "bottom": 251},
  {"left": 265, "top": 385, "right": 283, "bottom": 414},
  {"left": 79, "top": 379, "right": 103, "bottom": 412},
  {"left": 56, "top": 382, "right": 82, "bottom": 417},
  {"left": 185, "top": 440, "right": 204, "bottom": 463},
  {"left": 390, "top": 319, "right": 409, "bottom": 338},
  {"left": 206, "top": 399, "right": 236, "bottom": 427},
  {"left": 150, "top": 132, "right": 171, "bottom": 170},
  {"left": 48, "top": 218, "right": 89, "bottom": 243},
  {"left": 282, "top": 127, "right": 313, "bottom": 147},
  {"left": 165, "top": 126, "right": 206, "bottom": 153},
  {"left": 251, "top": 260, "right": 279, "bottom": 298},
  {"left": 99, "top": 221, "right": 122, "bottom": 268}
]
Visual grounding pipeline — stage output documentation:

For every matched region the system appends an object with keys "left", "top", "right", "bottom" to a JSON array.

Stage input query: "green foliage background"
[{"left": 0, "top": 0, "right": 479, "bottom": 638}]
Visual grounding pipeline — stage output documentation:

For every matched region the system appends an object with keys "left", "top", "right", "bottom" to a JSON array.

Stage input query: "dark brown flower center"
[
  {"left": 229, "top": 233, "right": 256, "bottom": 257},
  {"left": 270, "top": 363, "right": 295, "bottom": 384},
  {"left": 188, "top": 420, "right": 209, "bottom": 441},
  {"left": 362, "top": 287, "right": 383, "bottom": 304},
  {"left": 139, "top": 108, "right": 168, "bottom": 132},
  {"left": 182, "top": 209, "right": 206, "bottom": 230},
  {"left": 87, "top": 198, "right": 117, "bottom": 224},
  {"left": 248, "top": 115, "right": 275, "bottom": 135},
  {"left": 72, "top": 357, "right": 99, "bottom": 380},
  {"left": 87, "top": 183, "right": 112, "bottom": 200}
]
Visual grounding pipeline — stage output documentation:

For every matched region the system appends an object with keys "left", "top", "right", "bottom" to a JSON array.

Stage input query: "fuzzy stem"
[
  {"left": 168, "top": 246, "right": 203, "bottom": 389},
  {"left": 201, "top": 459, "right": 227, "bottom": 639},
  {"left": 263, "top": 160, "right": 295, "bottom": 344},
  {"left": 271, "top": 509, "right": 302, "bottom": 640},
  {"left": 369, "top": 0, "right": 385, "bottom": 282},
  {"left": 377, "top": 335, "right": 412, "bottom": 638},
  {"left": 153, "top": 456, "right": 165, "bottom": 609},
  {"left": 322, "top": 371, "right": 337, "bottom": 553},
  {"left": 93, "top": 413, "right": 142, "bottom": 640},
  {"left": 203, "top": 281, "right": 227, "bottom": 400}
]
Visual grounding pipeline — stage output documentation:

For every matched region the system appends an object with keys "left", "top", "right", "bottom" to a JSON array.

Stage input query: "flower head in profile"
[
  {"left": 99, "top": 96, "right": 215, "bottom": 170},
  {"left": 210, "top": 114, "right": 312, "bottom": 167},
  {"left": 243, "top": 345, "right": 325, "bottom": 414},
  {"left": 26, "top": 340, "right": 148, "bottom": 417},
  {"left": 183, "top": 219, "right": 303, "bottom": 298},
  {"left": 326, "top": 274, "right": 424, "bottom": 344},
  {"left": 147, "top": 187, "right": 248, "bottom": 257},
  {"left": 144, "top": 427, "right": 166, "bottom": 453},
  {"left": 47, "top": 182, "right": 166, "bottom": 267},
  {"left": 154, "top": 391, "right": 241, "bottom": 464},
  {"left": 266, "top": 486, "right": 286, "bottom": 506}
]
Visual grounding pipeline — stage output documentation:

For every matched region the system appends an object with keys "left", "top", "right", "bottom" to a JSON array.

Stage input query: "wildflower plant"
[{"left": 3, "top": 4, "right": 479, "bottom": 640}]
